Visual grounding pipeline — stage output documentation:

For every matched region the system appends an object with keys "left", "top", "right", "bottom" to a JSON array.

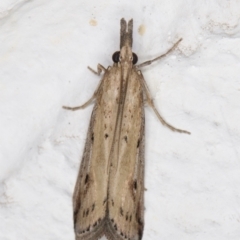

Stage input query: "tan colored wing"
[
  {"left": 106, "top": 69, "right": 145, "bottom": 240},
  {"left": 73, "top": 65, "right": 122, "bottom": 240}
]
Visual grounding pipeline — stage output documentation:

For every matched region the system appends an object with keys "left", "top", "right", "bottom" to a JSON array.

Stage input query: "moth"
[{"left": 63, "top": 18, "right": 190, "bottom": 240}]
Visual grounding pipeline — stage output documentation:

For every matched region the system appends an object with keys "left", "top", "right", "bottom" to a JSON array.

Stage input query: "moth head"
[
  {"left": 112, "top": 50, "right": 138, "bottom": 65},
  {"left": 113, "top": 18, "right": 138, "bottom": 65}
]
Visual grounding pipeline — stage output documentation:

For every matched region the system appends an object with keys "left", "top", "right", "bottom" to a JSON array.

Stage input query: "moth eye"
[
  {"left": 112, "top": 51, "right": 120, "bottom": 63},
  {"left": 132, "top": 52, "right": 138, "bottom": 64}
]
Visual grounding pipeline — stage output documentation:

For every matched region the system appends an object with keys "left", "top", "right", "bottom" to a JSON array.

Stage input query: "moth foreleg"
[
  {"left": 62, "top": 69, "right": 105, "bottom": 111},
  {"left": 62, "top": 94, "right": 96, "bottom": 111},
  {"left": 139, "top": 71, "right": 190, "bottom": 135},
  {"left": 136, "top": 38, "right": 182, "bottom": 69},
  {"left": 88, "top": 63, "right": 107, "bottom": 76}
]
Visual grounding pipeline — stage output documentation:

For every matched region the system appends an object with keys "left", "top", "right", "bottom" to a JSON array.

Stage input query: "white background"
[{"left": 0, "top": 0, "right": 240, "bottom": 239}]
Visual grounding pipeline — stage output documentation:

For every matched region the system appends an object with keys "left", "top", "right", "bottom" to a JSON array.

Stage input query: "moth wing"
[
  {"left": 106, "top": 69, "right": 145, "bottom": 240},
  {"left": 73, "top": 65, "right": 122, "bottom": 239}
]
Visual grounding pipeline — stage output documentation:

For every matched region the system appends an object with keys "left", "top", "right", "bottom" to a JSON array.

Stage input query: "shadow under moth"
[{"left": 63, "top": 18, "right": 190, "bottom": 240}]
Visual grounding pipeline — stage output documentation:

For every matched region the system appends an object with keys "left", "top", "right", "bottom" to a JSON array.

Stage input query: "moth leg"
[
  {"left": 63, "top": 73, "right": 104, "bottom": 111},
  {"left": 136, "top": 39, "right": 182, "bottom": 69},
  {"left": 88, "top": 64, "right": 107, "bottom": 76},
  {"left": 62, "top": 95, "right": 95, "bottom": 111},
  {"left": 139, "top": 71, "right": 190, "bottom": 134}
]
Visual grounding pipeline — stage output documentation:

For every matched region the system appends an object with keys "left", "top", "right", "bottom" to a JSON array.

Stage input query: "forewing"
[
  {"left": 106, "top": 69, "right": 145, "bottom": 240},
  {"left": 73, "top": 65, "right": 122, "bottom": 240}
]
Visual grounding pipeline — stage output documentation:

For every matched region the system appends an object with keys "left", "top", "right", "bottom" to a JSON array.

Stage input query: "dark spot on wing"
[
  {"left": 85, "top": 174, "right": 89, "bottom": 184},
  {"left": 137, "top": 217, "right": 144, "bottom": 238},
  {"left": 86, "top": 208, "right": 89, "bottom": 216},
  {"left": 105, "top": 133, "right": 109, "bottom": 139},
  {"left": 120, "top": 207, "right": 124, "bottom": 216},
  {"left": 137, "top": 139, "right": 140, "bottom": 148},
  {"left": 103, "top": 198, "right": 107, "bottom": 205},
  {"left": 91, "top": 133, "right": 94, "bottom": 141},
  {"left": 134, "top": 180, "right": 137, "bottom": 190},
  {"left": 138, "top": 217, "right": 143, "bottom": 226},
  {"left": 138, "top": 226, "right": 143, "bottom": 239},
  {"left": 92, "top": 203, "right": 95, "bottom": 211},
  {"left": 73, "top": 209, "right": 78, "bottom": 223},
  {"left": 124, "top": 136, "right": 128, "bottom": 142}
]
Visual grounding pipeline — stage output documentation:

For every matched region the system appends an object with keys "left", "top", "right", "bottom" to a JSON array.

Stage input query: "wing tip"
[{"left": 75, "top": 218, "right": 142, "bottom": 240}]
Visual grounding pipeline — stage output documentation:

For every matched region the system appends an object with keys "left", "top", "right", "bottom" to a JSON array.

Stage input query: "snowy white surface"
[{"left": 0, "top": 0, "right": 240, "bottom": 239}]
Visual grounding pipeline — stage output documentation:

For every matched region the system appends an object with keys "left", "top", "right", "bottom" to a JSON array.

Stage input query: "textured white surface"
[{"left": 0, "top": 0, "right": 240, "bottom": 239}]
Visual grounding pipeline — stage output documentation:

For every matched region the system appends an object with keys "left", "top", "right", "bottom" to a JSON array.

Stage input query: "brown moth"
[{"left": 63, "top": 18, "right": 190, "bottom": 240}]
